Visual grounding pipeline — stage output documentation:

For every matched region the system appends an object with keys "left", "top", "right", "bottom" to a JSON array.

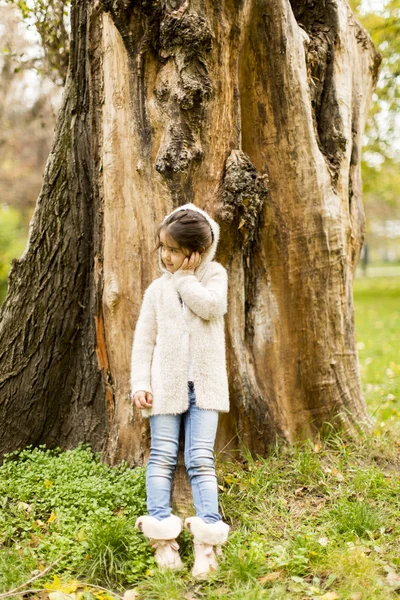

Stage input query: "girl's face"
[{"left": 159, "top": 229, "right": 189, "bottom": 273}]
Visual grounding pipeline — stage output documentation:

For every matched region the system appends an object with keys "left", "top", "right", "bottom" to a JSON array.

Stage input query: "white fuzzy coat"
[{"left": 130, "top": 204, "right": 230, "bottom": 416}]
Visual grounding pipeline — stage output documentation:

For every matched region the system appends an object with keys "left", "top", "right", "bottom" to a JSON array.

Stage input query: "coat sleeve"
[
  {"left": 130, "top": 285, "right": 157, "bottom": 396},
  {"left": 172, "top": 263, "right": 228, "bottom": 321}
]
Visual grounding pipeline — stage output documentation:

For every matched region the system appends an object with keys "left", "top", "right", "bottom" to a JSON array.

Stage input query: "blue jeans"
[{"left": 146, "top": 382, "right": 221, "bottom": 523}]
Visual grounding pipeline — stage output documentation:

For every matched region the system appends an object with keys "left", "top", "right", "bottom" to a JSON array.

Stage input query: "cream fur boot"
[
  {"left": 185, "top": 516, "right": 230, "bottom": 578},
  {"left": 135, "top": 514, "right": 184, "bottom": 570}
]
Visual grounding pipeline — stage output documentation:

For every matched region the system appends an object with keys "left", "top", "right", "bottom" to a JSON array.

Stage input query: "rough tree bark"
[{"left": 0, "top": 0, "right": 380, "bottom": 466}]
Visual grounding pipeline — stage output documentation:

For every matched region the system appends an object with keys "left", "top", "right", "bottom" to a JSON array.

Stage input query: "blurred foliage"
[
  {"left": 5, "top": 0, "right": 70, "bottom": 85},
  {"left": 351, "top": 0, "right": 400, "bottom": 161},
  {"left": 363, "top": 158, "right": 400, "bottom": 211},
  {"left": 0, "top": 205, "right": 26, "bottom": 302},
  {"left": 351, "top": 0, "right": 400, "bottom": 216},
  {"left": 0, "top": 4, "right": 59, "bottom": 303}
]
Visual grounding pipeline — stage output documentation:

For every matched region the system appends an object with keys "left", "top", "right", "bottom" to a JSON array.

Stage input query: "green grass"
[
  {"left": 0, "top": 276, "right": 400, "bottom": 599},
  {"left": 354, "top": 275, "right": 400, "bottom": 435},
  {"left": 0, "top": 445, "right": 152, "bottom": 592}
]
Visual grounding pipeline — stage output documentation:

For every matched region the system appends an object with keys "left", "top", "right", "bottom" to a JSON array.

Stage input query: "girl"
[{"left": 130, "top": 203, "right": 230, "bottom": 577}]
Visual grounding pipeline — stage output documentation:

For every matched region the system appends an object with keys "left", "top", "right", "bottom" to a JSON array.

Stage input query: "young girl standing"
[{"left": 130, "top": 203, "right": 230, "bottom": 577}]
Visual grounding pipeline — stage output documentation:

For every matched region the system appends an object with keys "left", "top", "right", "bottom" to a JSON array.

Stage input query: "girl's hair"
[{"left": 157, "top": 209, "right": 213, "bottom": 255}]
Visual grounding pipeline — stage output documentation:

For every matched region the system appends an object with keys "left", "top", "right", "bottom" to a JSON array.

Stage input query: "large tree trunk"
[{"left": 0, "top": 0, "right": 380, "bottom": 464}]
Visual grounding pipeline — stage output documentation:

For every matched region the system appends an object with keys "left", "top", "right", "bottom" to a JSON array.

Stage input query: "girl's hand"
[
  {"left": 181, "top": 251, "right": 202, "bottom": 271},
  {"left": 133, "top": 390, "right": 153, "bottom": 409}
]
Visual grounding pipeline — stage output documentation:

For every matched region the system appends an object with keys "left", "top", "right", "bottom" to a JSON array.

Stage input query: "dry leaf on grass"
[
  {"left": 386, "top": 570, "right": 400, "bottom": 589},
  {"left": 258, "top": 572, "right": 282, "bottom": 583},
  {"left": 331, "top": 468, "right": 344, "bottom": 481},
  {"left": 17, "top": 502, "right": 32, "bottom": 514},
  {"left": 123, "top": 591, "right": 139, "bottom": 600},
  {"left": 48, "top": 593, "right": 75, "bottom": 600},
  {"left": 318, "top": 537, "right": 329, "bottom": 547},
  {"left": 320, "top": 592, "right": 339, "bottom": 600}
]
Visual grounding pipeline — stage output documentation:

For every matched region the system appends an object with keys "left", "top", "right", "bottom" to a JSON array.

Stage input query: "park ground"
[{"left": 0, "top": 270, "right": 399, "bottom": 600}]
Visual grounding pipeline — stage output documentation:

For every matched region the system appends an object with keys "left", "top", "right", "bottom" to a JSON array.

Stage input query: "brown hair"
[{"left": 157, "top": 209, "right": 213, "bottom": 255}]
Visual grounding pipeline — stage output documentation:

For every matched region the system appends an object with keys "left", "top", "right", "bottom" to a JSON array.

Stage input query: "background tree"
[
  {"left": 0, "top": 3, "right": 61, "bottom": 302},
  {"left": 5, "top": 0, "right": 70, "bottom": 84},
  {"left": 351, "top": 0, "right": 400, "bottom": 162},
  {"left": 0, "top": 0, "right": 380, "bottom": 464},
  {"left": 351, "top": 0, "right": 400, "bottom": 262}
]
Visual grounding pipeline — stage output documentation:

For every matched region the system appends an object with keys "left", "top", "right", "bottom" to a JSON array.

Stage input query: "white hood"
[{"left": 158, "top": 203, "right": 220, "bottom": 276}]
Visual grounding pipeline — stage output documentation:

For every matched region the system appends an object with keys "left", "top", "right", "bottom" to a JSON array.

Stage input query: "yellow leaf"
[
  {"left": 44, "top": 576, "right": 79, "bottom": 594},
  {"left": 33, "top": 519, "right": 45, "bottom": 528},
  {"left": 321, "top": 593, "right": 339, "bottom": 600},
  {"left": 224, "top": 474, "right": 235, "bottom": 484},
  {"left": 44, "top": 479, "right": 54, "bottom": 488},
  {"left": 63, "top": 581, "right": 79, "bottom": 594},
  {"left": 314, "top": 442, "right": 322, "bottom": 453},
  {"left": 47, "top": 511, "right": 57, "bottom": 523},
  {"left": 45, "top": 576, "right": 62, "bottom": 591}
]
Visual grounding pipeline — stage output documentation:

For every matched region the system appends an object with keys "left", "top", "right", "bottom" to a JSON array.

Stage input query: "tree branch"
[{"left": 0, "top": 556, "right": 63, "bottom": 600}]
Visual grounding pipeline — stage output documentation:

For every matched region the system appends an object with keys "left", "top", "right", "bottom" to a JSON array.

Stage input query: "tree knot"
[
  {"left": 217, "top": 150, "right": 269, "bottom": 250},
  {"left": 159, "top": 11, "right": 213, "bottom": 59}
]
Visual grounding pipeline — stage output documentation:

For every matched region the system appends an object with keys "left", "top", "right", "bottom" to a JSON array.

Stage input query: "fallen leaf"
[
  {"left": 33, "top": 520, "right": 45, "bottom": 528},
  {"left": 314, "top": 442, "right": 322, "bottom": 453},
  {"left": 386, "top": 527, "right": 394, "bottom": 534},
  {"left": 318, "top": 537, "right": 329, "bottom": 547},
  {"left": 123, "top": 591, "right": 139, "bottom": 600},
  {"left": 48, "top": 593, "right": 75, "bottom": 600},
  {"left": 320, "top": 592, "right": 339, "bottom": 600},
  {"left": 258, "top": 572, "right": 282, "bottom": 583},
  {"left": 45, "top": 576, "right": 79, "bottom": 594},
  {"left": 331, "top": 468, "right": 344, "bottom": 481},
  {"left": 295, "top": 487, "right": 306, "bottom": 496},
  {"left": 17, "top": 501, "right": 32, "bottom": 513},
  {"left": 386, "top": 571, "right": 400, "bottom": 590},
  {"left": 224, "top": 474, "right": 236, "bottom": 485}
]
